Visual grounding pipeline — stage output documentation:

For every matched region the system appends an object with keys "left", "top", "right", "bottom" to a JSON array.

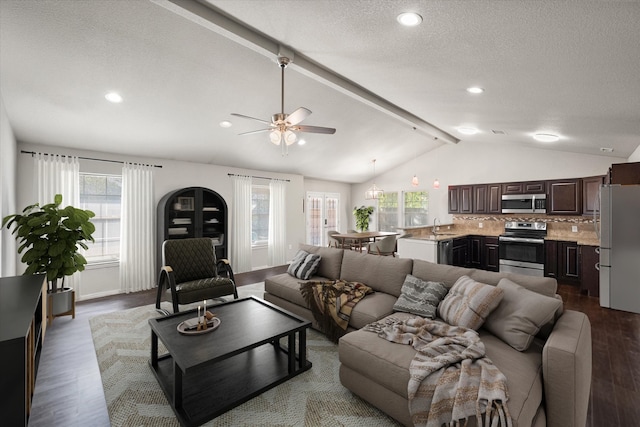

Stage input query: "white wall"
[
  {"left": 15, "top": 142, "right": 320, "bottom": 299},
  {"left": 628, "top": 145, "right": 640, "bottom": 162},
  {"left": 352, "top": 141, "right": 624, "bottom": 228},
  {"left": 0, "top": 97, "right": 17, "bottom": 277}
]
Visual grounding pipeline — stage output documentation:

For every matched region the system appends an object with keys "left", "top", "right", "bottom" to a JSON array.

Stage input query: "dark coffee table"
[{"left": 148, "top": 296, "right": 312, "bottom": 427}]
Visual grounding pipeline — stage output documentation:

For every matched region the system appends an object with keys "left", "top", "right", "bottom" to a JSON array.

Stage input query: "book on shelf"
[{"left": 202, "top": 207, "right": 220, "bottom": 211}]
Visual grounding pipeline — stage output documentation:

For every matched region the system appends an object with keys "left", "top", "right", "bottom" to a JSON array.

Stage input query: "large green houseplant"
[
  {"left": 2, "top": 194, "right": 96, "bottom": 298},
  {"left": 353, "top": 205, "right": 374, "bottom": 232}
]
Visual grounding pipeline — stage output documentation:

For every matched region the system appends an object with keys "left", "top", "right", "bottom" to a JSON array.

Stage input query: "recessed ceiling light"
[
  {"left": 533, "top": 133, "right": 559, "bottom": 143},
  {"left": 104, "top": 92, "right": 123, "bottom": 103},
  {"left": 219, "top": 120, "right": 232, "bottom": 128},
  {"left": 457, "top": 127, "right": 479, "bottom": 135},
  {"left": 298, "top": 139, "right": 306, "bottom": 146},
  {"left": 397, "top": 12, "right": 422, "bottom": 26},
  {"left": 466, "top": 87, "right": 484, "bottom": 94}
]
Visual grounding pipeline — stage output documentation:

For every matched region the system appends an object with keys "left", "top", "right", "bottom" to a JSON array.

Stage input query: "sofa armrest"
[{"left": 542, "top": 310, "right": 592, "bottom": 427}]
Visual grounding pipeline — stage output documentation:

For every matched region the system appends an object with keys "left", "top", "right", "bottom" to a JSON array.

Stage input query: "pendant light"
[
  {"left": 365, "top": 159, "right": 384, "bottom": 199},
  {"left": 433, "top": 178, "right": 440, "bottom": 189}
]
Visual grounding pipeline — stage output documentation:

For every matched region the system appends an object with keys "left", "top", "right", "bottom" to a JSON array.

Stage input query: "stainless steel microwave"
[{"left": 501, "top": 194, "right": 546, "bottom": 213}]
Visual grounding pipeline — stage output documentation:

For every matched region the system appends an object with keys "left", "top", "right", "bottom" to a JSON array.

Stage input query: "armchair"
[{"left": 156, "top": 238, "right": 238, "bottom": 314}]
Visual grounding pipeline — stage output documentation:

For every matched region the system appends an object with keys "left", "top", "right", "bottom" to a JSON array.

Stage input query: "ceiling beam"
[{"left": 153, "top": 0, "right": 459, "bottom": 145}]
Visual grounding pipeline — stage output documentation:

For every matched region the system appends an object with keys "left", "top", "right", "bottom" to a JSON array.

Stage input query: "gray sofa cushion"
[
  {"left": 299, "top": 244, "right": 344, "bottom": 280},
  {"left": 393, "top": 274, "right": 448, "bottom": 319},
  {"left": 468, "top": 269, "right": 557, "bottom": 297},
  {"left": 339, "top": 312, "right": 544, "bottom": 427},
  {"left": 339, "top": 250, "right": 413, "bottom": 297},
  {"left": 411, "top": 259, "right": 474, "bottom": 288}
]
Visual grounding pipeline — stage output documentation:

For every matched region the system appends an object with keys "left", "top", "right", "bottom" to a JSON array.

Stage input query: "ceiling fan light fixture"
[
  {"left": 269, "top": 129, "right": 281, "bottom": 145},
  {"left": 284, "top": 130, "right": 297, "bottom": 145}
]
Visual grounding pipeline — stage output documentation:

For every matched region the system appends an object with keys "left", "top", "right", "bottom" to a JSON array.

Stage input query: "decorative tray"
[{"left": 177, "top": 317, "right": 221, "bottom": 335}]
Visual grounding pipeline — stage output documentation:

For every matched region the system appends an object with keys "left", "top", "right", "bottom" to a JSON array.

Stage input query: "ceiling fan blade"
[
  {"left": 286, "top": 107, "right": 311, "bottom": 125},
  {"left": 238, "top": 128, "right": 272, "bottom": 136},
  {"left": 231, "top": 113, "right": 272, "bottom": 125},
  {"left": 293, "top": 125, "right": 336, "bottom": 135}
]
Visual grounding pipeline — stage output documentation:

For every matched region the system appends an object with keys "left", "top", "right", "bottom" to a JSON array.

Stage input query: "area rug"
[{"left": 89, "top": 283, "right": 401, "bottom": 426}]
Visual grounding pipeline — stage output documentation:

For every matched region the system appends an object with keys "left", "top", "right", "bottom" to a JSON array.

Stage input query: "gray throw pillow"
[
  {"left": 287, "top": 250, "right": 321, "bottom": 280},
  {"left": 484, "top": 278, "right": 563, "bottom": 351},
  {"left": 393, "top": 274, "right": 448, "bottom": 319}
]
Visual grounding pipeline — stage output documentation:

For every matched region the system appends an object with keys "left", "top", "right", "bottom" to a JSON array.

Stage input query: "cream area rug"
[{"left": 89, "top": 283, "right": 401, "bottom": 426}]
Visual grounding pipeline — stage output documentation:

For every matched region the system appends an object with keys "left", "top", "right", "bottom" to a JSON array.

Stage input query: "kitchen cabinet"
[
  {"left": 452, "top": 237, "right": 469, "bottom": 267},
  {"left": 473, "top": 185, "right": 487, "bottom": 213},
  {"left": 502, "top": 181, "right": 546, "bottom": 195},
  {"left": 547, "top": 179, "right": 583, "bottom": 215},
  {"left": 582, "top": 175, "right": 604, "bottom": 217},
  {"left": 580, "top": 245, "right": 599, "bottom": 297},
  {"left": 469, "top": 236, "right": 483, "bottom": 268},
  {"left": 609, "top": 161, "right": 640, "bottom": 184},
  {"left": 483, "top": 236, "right": 500, "bottom": 272},
  {"left": 448, "top": 185, "right": 473, "bottom": 214},
  {"left": 487, "top": 184, "right": 502, "bottom": 213},
  {"left": 545, "top": 240, "right": 580, "bottom": 285},
  {"left": 157, "top": 187, "right": 228, "bottom": 270}
]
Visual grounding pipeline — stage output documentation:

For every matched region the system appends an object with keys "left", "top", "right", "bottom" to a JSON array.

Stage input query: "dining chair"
[{"left": 367, "top": 235, "right": 397, "bottom": 256}]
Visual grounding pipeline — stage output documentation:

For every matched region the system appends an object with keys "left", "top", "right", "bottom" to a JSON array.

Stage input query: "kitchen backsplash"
[{"left": 452, "top": 214, "right": 600, "bottom": 246}]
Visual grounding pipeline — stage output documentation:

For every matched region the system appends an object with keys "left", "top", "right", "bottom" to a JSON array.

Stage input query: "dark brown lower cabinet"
[
  {"left": 545, "top": 240, "right": 580, "bottom": 285},
  {"left": 580, "top": 245, "right": 600, "bottom": 296},
  {"left": 469, "top": 236, "right": 483, "bottom": 268},
  {"left": 483, "top": 237, "right": 500, "bottom": 272},
  {"left": 452, "top": 237, "right": 469, "bottom": 267}
]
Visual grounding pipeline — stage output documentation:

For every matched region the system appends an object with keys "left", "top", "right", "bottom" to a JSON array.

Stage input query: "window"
[
  {"left": 404, "top": 191, "right": 429, "bottom": 227},
  {"left": 377, "top": 190, "right": 429, "bottom": 231},
  {"left": 79, "top": 173, "right": 122, "bottom": 263},
  {"left": 251, "top": 185, "right": 270, "bottom": 246},
  {"left": 378, "top": 192, "right": 399, "bottom": 231}
]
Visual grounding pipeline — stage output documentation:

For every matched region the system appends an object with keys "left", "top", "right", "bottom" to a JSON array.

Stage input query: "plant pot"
[{"left": 49, "top": 287, "right": 74, "bottom": 316}]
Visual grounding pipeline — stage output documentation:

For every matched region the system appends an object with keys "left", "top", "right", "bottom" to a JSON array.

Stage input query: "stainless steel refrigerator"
[{"left": 599, "top": 184, "right": 640, "bottom": 314}]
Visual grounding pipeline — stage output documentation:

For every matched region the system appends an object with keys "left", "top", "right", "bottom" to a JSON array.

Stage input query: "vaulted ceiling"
[{"left": 1, "top": 0, "right": 638, "bottom": 183}]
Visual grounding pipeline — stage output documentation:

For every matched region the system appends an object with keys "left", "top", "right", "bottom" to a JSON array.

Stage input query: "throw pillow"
[
  {"left": 437, "top": 275, "right": 503, "bottom": 330},
  {"left": 393, "top": 274, "right": 448, "bottom": 319},
  {"left": 484, "top": 278, "right": 563, "bottom": 351},
  {"left": 287, "top": 250, "right": 321, "bottom": 280}
]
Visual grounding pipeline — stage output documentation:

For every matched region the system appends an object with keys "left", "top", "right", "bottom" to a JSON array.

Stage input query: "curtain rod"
[
  {"left": 227, "top": 173, "right": 290, "bottom": 182},
  {"left": 20, "top": 150, "right": 163, "bottom": 168}
]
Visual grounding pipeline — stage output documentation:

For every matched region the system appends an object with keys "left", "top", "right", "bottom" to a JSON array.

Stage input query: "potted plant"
[
  {"left": 353, "top": 205, "right": 374, "bottom": 232},
  {"left": 2, "top": 194, "right": 96, "bottom": 317}
]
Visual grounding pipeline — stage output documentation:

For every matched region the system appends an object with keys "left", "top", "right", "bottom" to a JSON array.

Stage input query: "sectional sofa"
[{"left": 264, "top": 244, "right": 592, "bottom": 427}]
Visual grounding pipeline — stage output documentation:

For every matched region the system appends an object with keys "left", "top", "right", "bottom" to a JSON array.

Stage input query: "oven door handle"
[{"left": 498, "top": 236, "right": 545, "bottom": 244}]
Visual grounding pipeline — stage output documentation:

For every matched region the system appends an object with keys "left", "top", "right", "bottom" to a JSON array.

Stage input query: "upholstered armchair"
[{"left": 156, "top": 238, "right": 238, "bottom": 314}]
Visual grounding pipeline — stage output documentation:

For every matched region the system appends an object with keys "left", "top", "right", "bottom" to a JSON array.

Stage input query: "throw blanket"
[
  {"left": 300, "top": 280, "right": 373, "bottom": 343},
  {"left": 364, "top": 317, "right": 512, "bottom": 427}
]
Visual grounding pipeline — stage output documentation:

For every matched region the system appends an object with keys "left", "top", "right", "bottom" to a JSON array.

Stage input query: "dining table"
[{"left": 330, "top": 231, "right": 399, "bottom": 252}]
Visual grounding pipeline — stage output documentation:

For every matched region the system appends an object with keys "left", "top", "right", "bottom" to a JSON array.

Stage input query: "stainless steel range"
[{"left": 499, "top": 221, "right": 547, "bottom": 277}]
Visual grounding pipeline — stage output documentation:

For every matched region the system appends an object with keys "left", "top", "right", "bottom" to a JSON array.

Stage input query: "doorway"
[{"left": 306, "top": 192, "right": 340, "bottom": 247}]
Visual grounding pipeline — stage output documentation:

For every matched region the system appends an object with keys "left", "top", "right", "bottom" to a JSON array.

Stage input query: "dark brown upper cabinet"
[
  {"left": 502, "top": 181, "right": 546, "bottom": 195},
  {"left": 547, "top": 179, "right": 583, "bottom": 215},
  {"left": 448, "top": 185, "right": 473, "bottom": 214},
  {"left": 582, "top": 175, "right": 604, "bottom": 217}
]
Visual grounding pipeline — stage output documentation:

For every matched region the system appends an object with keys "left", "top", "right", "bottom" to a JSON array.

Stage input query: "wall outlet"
[
  {"left": 479, "top": 222, "right": 483, "bottom": 228},
  {"left": 571, "top": 226, "right": 578, "bottom": 233},
  {"left": 447, "top": 225, "right": 451, "bottom": 230}
]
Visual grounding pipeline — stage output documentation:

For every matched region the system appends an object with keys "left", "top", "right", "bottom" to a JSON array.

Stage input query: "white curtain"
[
  {"left": 231, "top": 175, "right": 252, "bottom": 273},
  {"left": 34, "top": 153, "right": 81, "bottom": 291},
  {"left": 119, "top": 162, "right": 155, "bottom": 293},
  {"left": 268, "top": 179, "right": 287, "bottom": 266}
]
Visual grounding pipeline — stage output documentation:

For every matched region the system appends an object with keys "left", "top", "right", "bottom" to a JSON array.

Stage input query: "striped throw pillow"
[
  {"left": 393, "top": 274, "right": 448, "bottom": 319},
  {"left": 437, "top": 275, "right": 504, "bottom": 330},
  {"left": 287, "top": 250, "right": 322, "bottom": 280}
]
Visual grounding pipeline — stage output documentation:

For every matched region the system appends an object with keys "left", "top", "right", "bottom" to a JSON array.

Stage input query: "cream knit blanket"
[{"left": 364, "top": 317, "right": 512, "bottom": 427}]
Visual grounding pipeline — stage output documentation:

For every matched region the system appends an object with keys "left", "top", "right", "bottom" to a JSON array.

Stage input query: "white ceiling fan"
[{"left": 231, "top": 56, "right": 336, "bottom": 155}]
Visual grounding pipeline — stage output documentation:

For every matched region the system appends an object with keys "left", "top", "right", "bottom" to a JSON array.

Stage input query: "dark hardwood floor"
[{"left": 28, "top": 270, "right": 639, "bottom": 427}]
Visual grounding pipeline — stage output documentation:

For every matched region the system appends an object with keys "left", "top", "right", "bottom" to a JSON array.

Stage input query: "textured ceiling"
[{"left": 1, "top": 0, "right": 638, "bottom": 183}]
